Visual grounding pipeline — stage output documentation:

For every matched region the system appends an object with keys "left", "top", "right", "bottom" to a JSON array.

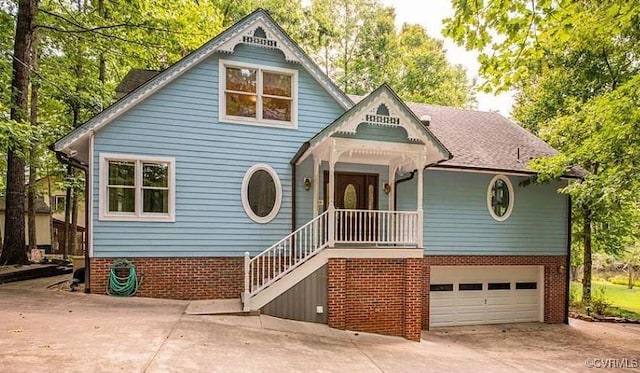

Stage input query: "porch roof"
[{"left": 292, "top": 84, "right": 451, "bottom": 170}]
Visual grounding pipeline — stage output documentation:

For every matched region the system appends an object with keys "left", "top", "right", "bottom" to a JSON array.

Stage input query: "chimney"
[{"left": 420, "top": 114, "right": 431, "bottom": 126}]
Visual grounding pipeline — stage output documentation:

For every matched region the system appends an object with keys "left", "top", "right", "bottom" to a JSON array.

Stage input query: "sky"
[{"left": 382, "top": 0, "right": 515, "bottom": 116}]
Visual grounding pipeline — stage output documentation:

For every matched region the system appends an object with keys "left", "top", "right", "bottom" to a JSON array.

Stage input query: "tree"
[
  {"left": 1, "top": 0, "right": 38, "bottom": 265},
  {"left": 445, "top": 0, "right": 640, "bottom": 307}
]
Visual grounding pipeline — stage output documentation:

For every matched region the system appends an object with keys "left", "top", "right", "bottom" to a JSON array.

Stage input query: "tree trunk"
[
  {"left": 70, "top": 180, "right": 79, "bottom": 256},
  {"left": 582, "top": 207, "right": 593, "bottom": 308},
  {"left": 629, "top": 269, "right": 634, "bottom": 290},
  {"left": 1, "top": 0, "right": 38, "bottom": 266},
  {"left": 27, "top": 33, "right": 39, "bottom": 254},
  {"left": 63, "top": 164, "right": 72, "bottom": 260}
]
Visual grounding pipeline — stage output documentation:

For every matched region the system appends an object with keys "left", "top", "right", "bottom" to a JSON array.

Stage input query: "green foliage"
[
  {"left": 306, "top": 0, "right": 475, "bottom": 107},
  {"left": 590, "top": 288, "right": 611, "bottom": 316},
  {"left": 608, "top": 276, "right": 640, "bottom": 288}
]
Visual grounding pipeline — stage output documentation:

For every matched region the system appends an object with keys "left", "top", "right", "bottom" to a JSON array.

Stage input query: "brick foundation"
[
  {"left": 327, "top": 257, "right": 422, "bottom": 341},
  {"left": 422, "top": 255, "right": 567, "bottom": 329},
  {"left": 90, "top": 257, "right": 243, "bottom": 300}
]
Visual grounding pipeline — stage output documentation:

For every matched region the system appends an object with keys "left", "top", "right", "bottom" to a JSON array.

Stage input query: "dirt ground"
[{"left": 0, "top": 275, "right": 639, "bottom": 372}]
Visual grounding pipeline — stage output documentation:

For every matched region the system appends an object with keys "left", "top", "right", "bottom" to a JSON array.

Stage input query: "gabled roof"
[
  {"left": 300, "top": 84, "right": 451, "bottom": 161},
  {"left": 349, "top": 95, "right": 578, "bottom": 176},
  {"left": 54, "top": 9, "right": 353, "bottom": 153},
  {"left": 115, "top": 69, "right": 160, "bottom": 98}
]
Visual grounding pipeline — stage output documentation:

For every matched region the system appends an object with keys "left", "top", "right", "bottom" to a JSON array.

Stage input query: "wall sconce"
[
  {"left": 383, "top": 182, "right": 391, "bottom": 195},
  {"left": 304, "top": 177, "right": 312, "bottom": 191}
]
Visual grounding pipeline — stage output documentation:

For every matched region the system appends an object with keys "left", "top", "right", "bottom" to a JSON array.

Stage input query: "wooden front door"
[{"left": 324, "top": 172, "right": 378, "bottom": 242}]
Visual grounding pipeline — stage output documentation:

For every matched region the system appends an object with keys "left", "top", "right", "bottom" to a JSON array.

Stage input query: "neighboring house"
[
  {"left": 53, "top": 10, "right": 574, "bottom": 341},
  {"left": 31, "top": 175, "right": 86, "bottom": 256},
  {"left": 0, "top": 197, "right": 51, "bottom": 249}
]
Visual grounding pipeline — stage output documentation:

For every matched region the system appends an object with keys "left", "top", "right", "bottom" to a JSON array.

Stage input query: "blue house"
[{"left": 53, "top": 10, "right": 572, "bottom": 341}]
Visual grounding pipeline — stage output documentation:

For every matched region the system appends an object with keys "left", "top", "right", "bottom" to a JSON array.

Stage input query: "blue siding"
[
  {"left": 334, "top": 122, "right": 418, "bottom": 143},
  {"left": 93, "top": 45, "right": 345, "bottom": 257},
  {"left": 397, "top": 170, "right": 568, "bottom": 255}
]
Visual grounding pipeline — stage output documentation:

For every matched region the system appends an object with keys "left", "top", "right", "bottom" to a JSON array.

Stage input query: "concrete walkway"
[{"left": 1, "top": 275, "right": 639, "bottom": 372}]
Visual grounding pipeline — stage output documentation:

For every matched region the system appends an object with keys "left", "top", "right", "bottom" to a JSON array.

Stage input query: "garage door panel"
[{"left": 429, "top": 265, "right": 543, "bottom": 328}]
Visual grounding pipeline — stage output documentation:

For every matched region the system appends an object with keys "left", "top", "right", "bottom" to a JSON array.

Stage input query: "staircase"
[{"left": 243, "top": 210, "right": 330, "bottom": 311}]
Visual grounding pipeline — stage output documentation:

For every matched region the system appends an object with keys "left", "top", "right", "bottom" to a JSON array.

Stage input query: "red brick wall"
[
  {"left": 422, "top": 255, "right": 567, "bottom": 329},
  {"left": 90, "top": 257, "right": 243, "bottom": 300},
  {"left": 327, "top": 257, "right": 422, "bottom": 341}
]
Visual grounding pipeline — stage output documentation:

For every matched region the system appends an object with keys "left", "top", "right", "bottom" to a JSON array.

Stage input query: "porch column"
[
  {"left": 416, "top": 166, "right": 424, "bottom": 248},
  {"left": 328, "top": 143, "right": 336, "bottom": 247},
  {"left": 388, "top": 164, "right": 396, "bottom": 211}
]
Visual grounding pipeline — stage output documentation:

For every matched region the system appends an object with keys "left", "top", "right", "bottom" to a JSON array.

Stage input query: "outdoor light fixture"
[
  {"left": 304, "top": 177, "right": 312, "bottom": 191},
  {"left": 383, "top": 182, "right": 391, "bottom": 195}
]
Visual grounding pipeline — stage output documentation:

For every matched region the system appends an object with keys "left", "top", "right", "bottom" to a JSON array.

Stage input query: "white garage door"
[{"left": 429, "top": 265, "right": 543, "bottom": 328}]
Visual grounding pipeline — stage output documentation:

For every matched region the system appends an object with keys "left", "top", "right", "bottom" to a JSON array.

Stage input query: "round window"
[
  {"left": 487, "top": 175, "right": 514, "bottom": 221},
  {"left": 242, "top": 164, "right": 282, "bottom": 223}
]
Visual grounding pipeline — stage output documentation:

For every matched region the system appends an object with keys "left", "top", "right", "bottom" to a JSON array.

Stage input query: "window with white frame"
[
  {"left": 99, "top": 154, "right": 175, "bottom": 221},
  {"left": 241, "top": 164, "right": 282, "bottom": 223},
  {"left": 220, "top": 59, "right": 297, "bottom": 127},
  {"left": 487, "top": 175, "right": 514, "bottom": 221}
]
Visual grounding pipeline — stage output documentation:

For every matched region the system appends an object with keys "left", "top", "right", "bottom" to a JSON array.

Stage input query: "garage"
[{"left": 429, "top": 265, "right": 544, "bottom": 327}]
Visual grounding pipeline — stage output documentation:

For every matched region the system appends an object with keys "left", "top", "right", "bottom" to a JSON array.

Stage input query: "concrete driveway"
[{"left": 1, "top": 276, "right": 639, "bottom": 372}]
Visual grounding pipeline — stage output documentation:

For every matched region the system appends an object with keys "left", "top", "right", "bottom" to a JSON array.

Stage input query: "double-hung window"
[
  {"left": 220, "top": 59, "right": 297, "bottom": 128},
  {"left": 99, "top": 153, "right": 175, "bottom": 222}
]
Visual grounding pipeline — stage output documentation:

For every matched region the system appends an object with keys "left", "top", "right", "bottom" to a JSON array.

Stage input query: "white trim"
[
  {"left": 53, "top": 10, "right": 352, "bottom": 154},
  {"left": 88, "top": 134, "right": 94, "bottom": 257},
  {"left": 430, "top": 166, "right": 536, "bottom": 177},
  {"left": 241, "top": 163, "right": 282, "bottom": 224},
  {"left": 486, "top": 174, "right": 515, "bottom": 222},
  {"left": 98, "top": 153, "right": 176, "bottom": 222},
  {"left": 219, "top": 59, "right": 298, "bottom": 129},
  {"left": 326, "top": 248, "right": 423, "bottom": 259}
]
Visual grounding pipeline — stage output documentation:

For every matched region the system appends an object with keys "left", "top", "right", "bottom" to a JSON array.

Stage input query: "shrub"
[{"left": 590, "top": 288, "right": 611, "bottom": 316}]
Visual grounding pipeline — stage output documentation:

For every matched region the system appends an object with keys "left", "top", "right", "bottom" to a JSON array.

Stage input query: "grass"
[{"left": 570, "top": 280, "right": 640, "bottom": 319}]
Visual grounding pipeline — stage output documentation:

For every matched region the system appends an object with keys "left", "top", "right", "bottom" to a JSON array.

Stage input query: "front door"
[{"left": 324, "top": 172, "right": 378, "bottom": 242}]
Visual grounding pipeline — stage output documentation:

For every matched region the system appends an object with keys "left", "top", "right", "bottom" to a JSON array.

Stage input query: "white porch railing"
[
  {"left": 245, "top": 210, "right": 329, "bottom": 299},
  {"left": 334, "top": 209, "right": 420, "bottom": 245},
  {"left": 243, "top": 209, "right": 421, "bottom": 309}
]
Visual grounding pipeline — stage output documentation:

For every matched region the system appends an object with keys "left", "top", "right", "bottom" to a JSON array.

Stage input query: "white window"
[
  {"left": 241, "top": 164, "right": 282, "bottom": 223},
  {"left": 486, "top": 175, "right": 514, "bottom": 221},
  {"left": 219, "top": 59, "right": 298, "bottom": 128},
  {"left": 99, "top": 153, "right": 176, "bottom": 222}
]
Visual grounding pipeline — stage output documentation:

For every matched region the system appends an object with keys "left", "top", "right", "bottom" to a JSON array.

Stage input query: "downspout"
[
  {"left": 393, "top": 170, "right": 416, "bottom": 210},
  {"left": 55, "top": 151, "right": 91, "bottom": 294},
  {"left": 565, "top": 195, "right": 572, "bottom": 324}
]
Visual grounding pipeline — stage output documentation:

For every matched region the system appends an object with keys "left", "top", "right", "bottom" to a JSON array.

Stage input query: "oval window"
[
  {"left": 242, "top": 164, "right": 282, "bottom": 223},
  {"left": 487, "top": 175, "right": 514, "bottom": 221},
  {"left": 344, "top": 184, "right": 357, "bottom": 209}
]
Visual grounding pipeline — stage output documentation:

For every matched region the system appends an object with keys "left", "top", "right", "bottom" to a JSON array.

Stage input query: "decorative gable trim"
[
  {"left": 217, "top": 21, "right": 300, "bottom": 63},
  {"left": 53, "top": 9, "right": 353, "bottom": 154},
  {"left": 309, "top": 84, "right": 450, "bottom": 155},
  {"left": 333, "top": 93, "right": 426, "bottom": 142}
]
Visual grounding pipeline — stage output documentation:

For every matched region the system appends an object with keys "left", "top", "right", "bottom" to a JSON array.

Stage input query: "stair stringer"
[{"left": 247, "top": 249, "right": 328, "bottom": 311}]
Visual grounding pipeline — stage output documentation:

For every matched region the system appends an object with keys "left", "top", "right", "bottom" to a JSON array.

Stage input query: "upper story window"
[
  {"left": 219, "top": 59, "right": 298, "bottom": 128},
  {"left": 99, "top": 153, "right": 176, "bottom": 222},
  {"left": 487, "top": 175, "right": 514, "bottom": 221}
]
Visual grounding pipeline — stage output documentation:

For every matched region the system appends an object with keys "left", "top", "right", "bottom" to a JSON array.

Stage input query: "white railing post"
[
  {"left": 243, "top": 251, "right": 250, "bottom": 311},
  {"left": 328, "top": 205, "right": 335, "bottom": 247}
]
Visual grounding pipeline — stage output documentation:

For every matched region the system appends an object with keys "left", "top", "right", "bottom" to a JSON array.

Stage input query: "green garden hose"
[{"left": 107, "top": 259, "right": 142, "bottom": 296}]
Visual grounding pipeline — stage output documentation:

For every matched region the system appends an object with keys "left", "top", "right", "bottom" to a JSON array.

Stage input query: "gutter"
[{"left": 54, "top": 150, "right": 91, "bottom": 294}]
